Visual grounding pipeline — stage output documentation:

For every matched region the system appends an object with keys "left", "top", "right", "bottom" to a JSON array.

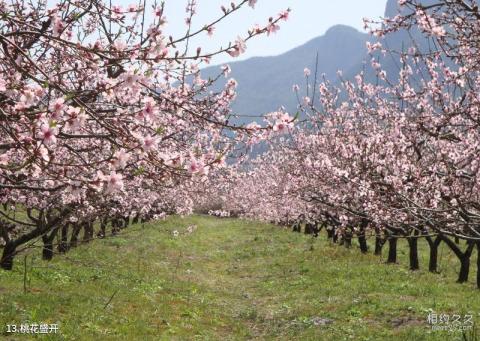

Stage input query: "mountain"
[
  {"left": 198, "top": 0, "right": 462, "bottom": 123},
  {"left": 199, "top": 25, "right": 369, "bottom": 123}
]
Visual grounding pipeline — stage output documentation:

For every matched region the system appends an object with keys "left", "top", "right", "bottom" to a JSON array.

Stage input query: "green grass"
[{"left": 0, "top": 215, "right": 479, "bottom": 340}]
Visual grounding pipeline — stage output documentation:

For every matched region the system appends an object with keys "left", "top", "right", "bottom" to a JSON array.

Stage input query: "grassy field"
[{"left": 0, "top": 215, "right": 479, "bottom": 340}]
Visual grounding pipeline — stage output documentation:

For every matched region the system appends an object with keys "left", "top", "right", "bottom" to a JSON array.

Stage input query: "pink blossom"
[
  {"left": 272, "top": 122, "right": 287, "bottom": 133},
  {"left": 66, "top": 106, "right": 86, "bottom": 131},
  {"left": 154, "top": 7, "right": 162, "bottom": 17},
  {"left": 221, "top": 65, "right": 232, "bottom": 77},
  {"left": 112, "top": 5, "right": 125, "bottom": 19},
  {"left": 114, "top": 149, "right": 130, "bottom": 169},
  {"left": 19, "top": 89, "right": 37, "bottom": 108},
  {"left": 39, "top": 124, "right": 58, "bottom": 145},
  {"left": 279, "top": 10, "right": 290, "bottom": 21},
  {"left": 142, "top": 97, "right": 157, "bottom": 120},
  {"left": 252, "top": 24, "right": 263, "bottom": 34},
  {"left": 113, "top": 40, "right": 127, "bottom": 51},
  {"left": 0, "top": 0, "right": 292, "bottom": 263},
  {"left": 226, "top": 78, "right": 238, "bottom": 89},
  {"left": 228, "top": 37, "right": 246, "bottom": 57},
  {"left": 0, "top": 76, "right": 6, "bottom": 92},
  {"left": 52, "top": 16, "right": 64, "bottom": 36},
  {"left": 266, "top": 22, "right": 280, "bottom": 36},
  {"left": 105, "top": 171, "right": 124, "bottom": 193},
  {"left": 207, "top": 26, "right": 215, "bottom": 36},
  {"left": 246, "top": 122, "right": 262, "bottom": 131},
  {"left": 187, "top": 158, "right": 200, "bottom": 173},
  {"left": 122, "top": 69, "right": 138, "bottom": 86},
  {"left": 271, "top": 112, "right": 294, "bottom": 134},
  {"left": 127, "top": 4, "right": 138, "bottom": 12},
  {"left": 50, "top": 97, "right": 65, "bottom": 119},
  {"left": 187, "top": 157, "right": 208, "bottom": 175},
  {"left": 0, "top": 152, "right": 9, "bottom": 165},
  {"left": 37, "top": 144, "right": 50, "bottom": 162},
  {"left": 142, "top": 135, "right": 158, "bottom": 152}
]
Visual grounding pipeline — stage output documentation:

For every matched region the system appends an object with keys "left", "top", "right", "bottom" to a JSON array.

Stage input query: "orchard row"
[
  {"left": 0, "top": 0, "right": 290, "bottom": 269},
  {"left": 198, "top": 1, "right": 480, "bottom": 289}
]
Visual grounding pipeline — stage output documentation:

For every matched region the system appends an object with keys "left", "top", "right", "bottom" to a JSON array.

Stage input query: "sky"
[{"left": 119, "top": 0, "right": 388, "bottom": 65}]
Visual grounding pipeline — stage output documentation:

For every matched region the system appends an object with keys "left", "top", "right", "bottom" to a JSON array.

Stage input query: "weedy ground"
[{"left": 0, "top": 215, "right": 479, "bottom": 340}]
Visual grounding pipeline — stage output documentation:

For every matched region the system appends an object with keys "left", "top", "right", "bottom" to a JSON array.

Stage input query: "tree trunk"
[
  {"left": 387, "top": 237, "right": 397, "bottom": 264},
  {"left": 477, "top": 242, "right": 480, "bottom": 289},
  {"left": 357, "top": 219, "right": 369, "bottom": 253},
  {"left": 313, "top": 222, "right": 323, "bottom": 238},
  {"left": 332, "top": 232, "right": 338, "bottom": 243},
  {"left": 2, "top": 223, "right": 50, "bottom": 269},
  {"left": 42, "top": 238, "right": 54, "bottom": 260},
  {"left": 374, "top": 228, "right": 384, "bottom": 256},
  {"left": 457, "top": 242, "right": 475, "bottom": 283},
  {"left": 112, "top": 219, "right": 121, "bottom": 235},
  {"left": 458, "top": 254, "right": 471, "bottom": 283},
  {"left": 344, "top": 231, "right": 352, "bottom": 248},
  {"left": 97, "top": 217, "right": 106, "bottom": 238},
  {"left": 0, "top": 242, "right": 17, "bottom": 270},
  {"left": 70, "top": 223, "right": 82, "bottom": 248},
  {"left": 425, "top": 235, "right": 441, "bottom": 273},
  {"left": 41, "top": 233, "right": 53, "bottom": 261},
  {"left": 42, "top": 227, "right": 60, "bottom": 261},
  {"left": 440, "top": 235, "right": 475, "bottom": 283},
  {"left": 58, "top": 224, "right": 69, "bottom": 253},
  {"left": 326, "top": 228, "right": 334, "bottom": 240},
  {"left": 374, "top": 236, "right": 384, "bottom": 255},
  {"left": 304, "top": 223, "right": 313, "bottom": 235},
  {"left": 82, "top": 221, "right": 94, "bottom": 243},
  {"left": 1, "top": 209, "right": 71, "bottom": 270},
  {"left": 407, "top": 236, "right": 419, "bottom": 270},
  {"left": 358, "top": 233, "right": 368, "bottom": 253}
]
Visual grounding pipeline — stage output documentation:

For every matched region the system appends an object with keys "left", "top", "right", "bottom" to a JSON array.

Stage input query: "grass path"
[{"left": 0, "top": 215, "right": 479, "bottom": 340}]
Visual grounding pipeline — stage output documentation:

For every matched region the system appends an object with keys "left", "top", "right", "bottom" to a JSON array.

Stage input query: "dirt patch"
[
  {"left": 397, "top": 295, "right": 417, "bottom": 302},
  {"left": 389, "top": 315, "right": 425, "bottom": 329},
  {"left": 310, "top": 317, "right": 334, "bottom": 326}
]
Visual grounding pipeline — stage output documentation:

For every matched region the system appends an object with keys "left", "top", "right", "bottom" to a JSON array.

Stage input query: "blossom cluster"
[
  {"left": 0, "top": 0, "right": 289, "bottom": 269},
  {"left": 197, "top": 0, "right": 480, "bottom": 286}
]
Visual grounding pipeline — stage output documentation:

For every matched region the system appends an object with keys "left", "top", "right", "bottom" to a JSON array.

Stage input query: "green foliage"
[{"left": 0, "top": 216, "right": 479, "bottom": 340}]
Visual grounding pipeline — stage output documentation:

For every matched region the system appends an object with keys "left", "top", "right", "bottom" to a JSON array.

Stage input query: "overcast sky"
[{"left": 117, "top": 0, "right": 388, "bottom": 65}]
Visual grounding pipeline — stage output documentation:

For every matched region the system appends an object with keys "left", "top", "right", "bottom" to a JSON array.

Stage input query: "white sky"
[{"left": 115, "top": 0, "right": 387, "bottom": 65}]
